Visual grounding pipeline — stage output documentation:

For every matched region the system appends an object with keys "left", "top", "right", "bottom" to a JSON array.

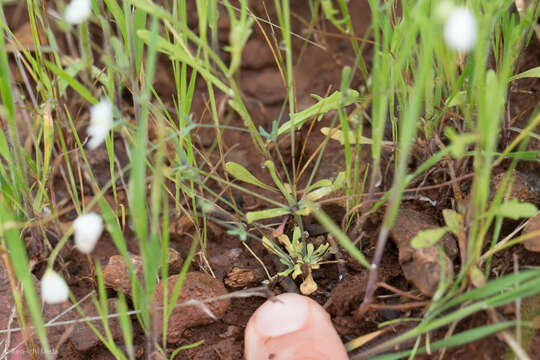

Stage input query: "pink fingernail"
[{"left": 255, "top": 293, "right": 309, "bottom": 337}]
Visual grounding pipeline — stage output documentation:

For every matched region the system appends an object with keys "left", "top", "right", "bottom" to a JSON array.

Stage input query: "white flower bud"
[
  {"left": 443, "top": 7, "right": 477, "bottom": 53},
  {"left": 64, "top": 0, "right": 92, "bottom": 25},
  {"left": 87, "top": 99, "right": 113, "bottom": 150},
  {"left": 41, "top": 270, "right": 69, "bottom": 304},
  {"left": 73, "top": 212, "right": 103, "bottom": 253}
]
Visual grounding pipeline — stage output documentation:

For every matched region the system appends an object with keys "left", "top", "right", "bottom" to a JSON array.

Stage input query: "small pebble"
[
  {"left": 154, "top": 272, "right": 230, "bottom": 343},
  {"left": 103, "top": 249, "right": 185, "bottom": 295},
  {"left": 103, "top": 254, "right": 144, "bottom": 295}
]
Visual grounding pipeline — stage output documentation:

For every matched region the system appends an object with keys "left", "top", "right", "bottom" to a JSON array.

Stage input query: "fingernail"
[{"left": 255, "top": 293, "right": 309, "bottom": 337}]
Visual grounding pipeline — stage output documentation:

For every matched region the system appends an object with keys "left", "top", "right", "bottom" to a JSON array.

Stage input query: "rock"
[
  {"left": 169, "top": 215, "right": 223, "bottom": 239},
  {"left": 103, "top": 249, "right": 184, "bottom": 294},
  {"left": 523, "top": 213, "right": 540, "bottom": 252},
  {"left": 219, "top": 325, "right": 243, "bottom": 339},
  {"left": 103, "top": 254, "right": 144, "bottom": 295},
  {"left": 69, "top": 298, "right": 123, "bottom": 351},
  {"left": 391, "top": 208, "right": 456, "bottom": 296},
  {"left": 224, "top": 267, "right": 265, "bottom": 288},
  {"left": 154, "top": 272, "right": 230, "bottom": 343},
  {"left": 491, "top": 171, "right": 540, "bottom": 205},
  {"left": 168, "top": 215, "right": 196, "bottom": 236},
  {"left": 167, "top": 248, "right": 184, "bottom": 274}
]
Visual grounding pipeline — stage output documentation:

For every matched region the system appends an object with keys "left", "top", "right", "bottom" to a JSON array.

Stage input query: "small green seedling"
[
  {"left": 225, "top": 161, "right": 346, "bottom": 223},
  {"left": 225, "top": 159, "right": 344, "bottom": 293},
  {"left": 262, "top": 226, "right": 329, "bottom": 295}
]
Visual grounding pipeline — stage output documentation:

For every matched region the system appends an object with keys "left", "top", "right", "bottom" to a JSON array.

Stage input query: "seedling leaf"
[
  {"left": 509, "top": 66, "right": 540, "bottom": 81},
  {"left": 246, "top": 207, "right": 289, "bottom": 223},
  {"left": 321, "top": 127, "right": 391, "bottom": 145},
  {"left": 305, "top": 184, "right": 336, "bottom": 201},
  {"left": 225, "top": 162, "right": 275, "bottom": 191},
  {"left": 411, "top": 228, "right": 448, "bottom": 249},
  {"left": 445, "top": 127, "right": 476, "bottom": 159},
  {"left": 302, "top": 179, "right": 332, "bottom": 193},
  {"left": 446, "top": 91, "right": 467, "bottom": 107},
  {"left": 277, "top": 90, "right": 359, "bottom": 136},
  {"left": 496, "top": 199, "right": 538, "bottom": 220},
  {"left": 442, "top": 209, "right": 462, "bottom": 236}
]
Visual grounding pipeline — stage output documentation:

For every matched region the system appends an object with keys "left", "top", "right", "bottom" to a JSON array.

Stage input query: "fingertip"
[
  {"left": 254, "top": 293, "right": 309, "bottom": 337},
  {"left": 245, "top": 293, "right": 348, "bottom": 360}
]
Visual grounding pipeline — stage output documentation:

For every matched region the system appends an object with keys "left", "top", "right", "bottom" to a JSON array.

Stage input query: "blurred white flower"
[
  {"left": 64, "top": 0, "right": 92, "bottom": 25},
  {"left": 87, "top": 99, "right": 113, "bottom": 150},
  {"left": 41, "top": 270, "right": 69, "bottom": 304},
  {"left": 444, "top": 7, "right": 477, "bottom": 53},
  {"left": 42, "top": 206, "right": 51, "bottom": 216},
  {"left": 73, "top": 212, "right": 103, "bottom": 253}
]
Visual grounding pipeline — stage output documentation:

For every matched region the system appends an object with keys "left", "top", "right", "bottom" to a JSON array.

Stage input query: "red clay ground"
[{"left": 2, "top": 1, "right": 540, "bottom": 359}]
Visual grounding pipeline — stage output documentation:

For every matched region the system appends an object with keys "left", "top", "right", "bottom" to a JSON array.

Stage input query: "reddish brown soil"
[{"left": 2, "top": 1, "right": 540, "bottom": 359}]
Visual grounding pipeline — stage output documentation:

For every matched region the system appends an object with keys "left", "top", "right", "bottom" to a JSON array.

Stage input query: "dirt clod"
[
  {"left": 154, "top": 272, "right": 230, "bottom": 343},
  {"left": 326, "top": 273, "right": 368, "bottom": 316},
  {"left": 103, "top": 254, "right": 144, "bottom": 295},
  {"left": 166, "top": 248, "right": 183, "bottom": 274},
  {"left": 224, "top": 267, "right": 265, "bottom": 288},
  {"left": 103, "top": 249, "right": 184, "bottom": 294},
  {"left": 391, "top": 208, "right": 456, "bottom": 296},
  {"left": 523, "top": 213, "right": 540, "bottom": 252}
]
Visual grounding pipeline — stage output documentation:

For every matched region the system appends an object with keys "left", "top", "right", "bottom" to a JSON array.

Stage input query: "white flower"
[
  {"left": 42, "top": 206, "right": 51, "bottom": 216},
  {"left": 41, "top": 270, "right": 69, "bottom": 304},
  {"left": 87, "top": 99, "right": 113, "bottom": 150},
  {"left": 64, "top": 0, "right": 92, "bottom": 25},
  {"left": 443, "top": 7, "right": 477, "bottom": 53},
  {"left": 73, "top": 212, "right": 103, "bottom": 253}
]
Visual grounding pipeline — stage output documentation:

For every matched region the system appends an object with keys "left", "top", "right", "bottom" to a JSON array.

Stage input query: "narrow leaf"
[
  {"left": 246, "top": 207, "right": 289, "bottom": 223},
  {"left": 509, "top": 66, "right": 540, "bottom": 81},
  {"left": 278, "top": 90, "right": 359, "bottom": 136},
  {"left": 321, "top": 127, "right": 393, "bottom": 145},
  {"left": 225, "top": 162, "right": 276, "bottom": 191},
  {"left": 44, "top": 61, "right": 98, "bottom": 104}
]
